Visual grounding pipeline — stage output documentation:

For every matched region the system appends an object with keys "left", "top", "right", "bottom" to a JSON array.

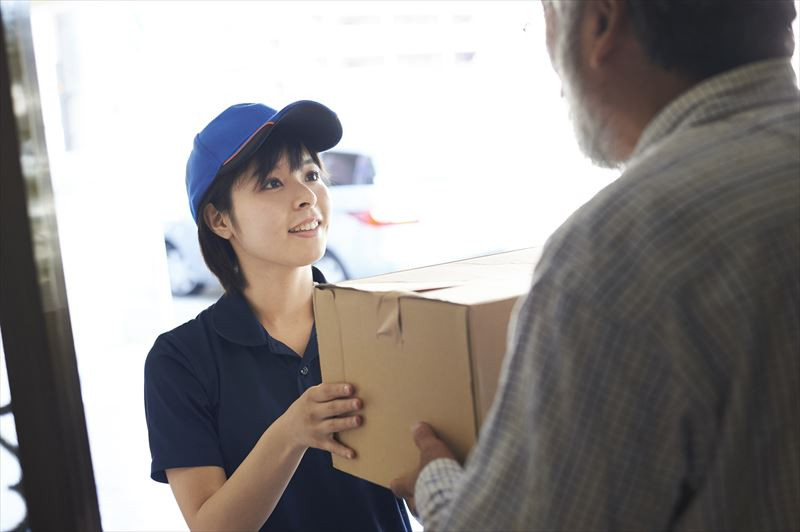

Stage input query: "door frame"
[{"left": 0, "top": 4, "right": 101, "bottom": 530}]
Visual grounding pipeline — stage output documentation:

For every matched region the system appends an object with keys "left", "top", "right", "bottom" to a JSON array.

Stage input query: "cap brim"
[{"left": 223, "top": 100, "right": 342, "bottom": 172}]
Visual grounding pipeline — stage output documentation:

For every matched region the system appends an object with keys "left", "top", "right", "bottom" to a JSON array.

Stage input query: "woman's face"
[{"left": 224, "top": 148, "right": 330, "bottom": 275}]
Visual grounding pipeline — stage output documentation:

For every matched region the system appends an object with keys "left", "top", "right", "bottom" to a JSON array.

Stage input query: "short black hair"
[
  {"left": 196, "top": 126, "right": 324, "bottom": 294},
  {"left": 627, "top": 0, "right": 796, "bottom": 80}
]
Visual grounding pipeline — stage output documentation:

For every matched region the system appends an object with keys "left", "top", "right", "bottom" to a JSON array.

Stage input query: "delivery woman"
[{"left": 144, "top": 101, "right": 411, "bottom": 531}]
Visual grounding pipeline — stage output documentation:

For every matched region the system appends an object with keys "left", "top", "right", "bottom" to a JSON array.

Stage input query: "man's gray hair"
[
  {"left": 547, "top": 0, "right": 584, "bottom": 19},
  {"left": 546, "top": 0, "right": 586, "bottom": 52}
]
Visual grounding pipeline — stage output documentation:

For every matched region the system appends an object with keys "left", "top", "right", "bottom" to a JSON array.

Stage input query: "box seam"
[{"left": 464, "top": 304, "right": 481, "bottom": 441}]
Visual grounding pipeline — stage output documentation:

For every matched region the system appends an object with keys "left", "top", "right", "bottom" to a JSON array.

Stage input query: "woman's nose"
[{"left": 294, "top": 182, "right": 317, "bottom": 209}]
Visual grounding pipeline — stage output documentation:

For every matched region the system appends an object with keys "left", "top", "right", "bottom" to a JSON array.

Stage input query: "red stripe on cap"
[{"left": 223, "top": 121, "right": 275, "bottom": 166}]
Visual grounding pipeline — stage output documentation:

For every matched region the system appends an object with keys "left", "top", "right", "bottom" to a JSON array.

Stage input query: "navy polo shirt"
[{"left": 144, "top": 267, "right": 411, "bottom": 532}]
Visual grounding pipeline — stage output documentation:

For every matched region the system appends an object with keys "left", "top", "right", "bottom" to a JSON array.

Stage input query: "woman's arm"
[{"left": 166, "top": 382, "right": 361, "bottom": 531}]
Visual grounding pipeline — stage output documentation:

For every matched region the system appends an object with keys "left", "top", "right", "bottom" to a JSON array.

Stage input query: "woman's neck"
[{"left": 242, "top": 265, "right": 315, "bottom": 332}]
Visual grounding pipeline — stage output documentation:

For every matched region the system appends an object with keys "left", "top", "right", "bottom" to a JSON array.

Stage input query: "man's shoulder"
[
  {"left": 560, "top": 91, "right": 798, "bottom": 239},
  {"left": 538, "top": 108, "right": 799, "bottom": 317}
]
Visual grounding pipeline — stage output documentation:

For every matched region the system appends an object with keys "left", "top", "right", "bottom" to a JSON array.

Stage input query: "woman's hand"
[
  {"left": 282, "top": 382, "right": 362, "bottom": 459},
  {"left": 167, "top": 383, "right": 363, "bottom": 531}
]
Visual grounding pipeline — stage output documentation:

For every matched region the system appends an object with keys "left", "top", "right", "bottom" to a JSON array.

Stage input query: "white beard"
[{"left": 553, "top": 12, "right": 623, "bottom": 169}]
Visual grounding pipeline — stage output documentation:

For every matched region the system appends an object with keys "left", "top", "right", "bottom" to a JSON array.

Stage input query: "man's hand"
[{"left": 390, "top": 422, "right": 457, "bottom": 516}]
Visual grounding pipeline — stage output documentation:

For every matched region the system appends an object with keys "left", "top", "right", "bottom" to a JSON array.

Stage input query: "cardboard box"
[{"left": 313, "top": 247, "right": 541, "bottom": 488}]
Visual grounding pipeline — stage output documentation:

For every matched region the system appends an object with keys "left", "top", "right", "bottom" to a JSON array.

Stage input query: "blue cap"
[{"left": 186, "top": 100, "right": 343, "bottom": 222}]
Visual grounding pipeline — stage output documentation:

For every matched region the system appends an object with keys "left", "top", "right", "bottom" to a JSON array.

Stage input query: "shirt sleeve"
[
  {"left": 415, "top": 458, "right": 463, "bottom": 520},
  {"left": 144, "top": 334, "right": 225, "bottom": 482},
  {"left": 414, "top": 271, "right": 691, "bottom": 531}
]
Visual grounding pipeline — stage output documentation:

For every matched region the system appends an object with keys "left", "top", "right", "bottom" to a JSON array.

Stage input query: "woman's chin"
[{"left": 295, "top": 247, "right": 327, "bottom": 269}]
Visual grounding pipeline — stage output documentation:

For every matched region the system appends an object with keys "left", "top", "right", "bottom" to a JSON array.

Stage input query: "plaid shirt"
[{"left": 415, "top": 59, "right": 800, "bottom": 531}]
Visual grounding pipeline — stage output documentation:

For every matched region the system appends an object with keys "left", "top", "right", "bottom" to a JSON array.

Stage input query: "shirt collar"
[
  {"left": 631, "top": 59, "right": 799, "bottom": 163},
  {"left": 211, "top": 266, "right": 327, "bottom": 347}
]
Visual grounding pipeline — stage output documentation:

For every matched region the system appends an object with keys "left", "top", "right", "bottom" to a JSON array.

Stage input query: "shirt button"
[{"left": 300, "top": 366, "right": 309, "bottom": 376}]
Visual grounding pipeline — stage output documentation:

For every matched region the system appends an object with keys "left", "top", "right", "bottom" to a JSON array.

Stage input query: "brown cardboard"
[{"left": 313, "top": 247, "right": 541, "bottom": 488}]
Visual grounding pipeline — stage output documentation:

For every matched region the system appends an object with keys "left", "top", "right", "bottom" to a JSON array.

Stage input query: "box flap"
[
  {"left": 330, "top": 281, "right": 461, "bottom": 293},
  {"left": 323, "top": 247, "right": 540, "bottom": 305},
  {"left": 428, "top": 276, "right": 532, "bottom": 305},
  {"left": 333, "top": 247, "right": 540, "bottom": 285}
]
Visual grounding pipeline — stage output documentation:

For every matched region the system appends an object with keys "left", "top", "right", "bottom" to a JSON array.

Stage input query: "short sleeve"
[{"left": 144, "top": 334, "right": 224, "bottom": 482}]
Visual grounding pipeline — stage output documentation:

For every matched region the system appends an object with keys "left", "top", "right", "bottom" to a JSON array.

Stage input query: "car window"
[
  {"left": 322, "top": 151, "right": 374, "bottom": 186},
  {"left": 354, "top": 155, "right": 376, "bottom": 185}
]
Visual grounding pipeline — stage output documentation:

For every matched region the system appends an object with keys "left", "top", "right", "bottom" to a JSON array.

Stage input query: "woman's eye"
[
  {"left": 306, "top": 170, "right": 321, "bottom": 182},
  {"left": 258, "top": 177, "right": 283, "bottom": 190}
]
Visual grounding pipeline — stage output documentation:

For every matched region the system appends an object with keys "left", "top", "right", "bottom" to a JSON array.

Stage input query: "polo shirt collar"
[
  {"left": 211, "top": 266, "right": 328, "bottom": 347},
  {"left": 631, "top": 59, "right": 798, "bottom": 163}
]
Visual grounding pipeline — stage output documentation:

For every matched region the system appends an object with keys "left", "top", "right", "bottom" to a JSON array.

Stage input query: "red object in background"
[{"left": 349, "top": 210, "right": 419, "bottom": 226}]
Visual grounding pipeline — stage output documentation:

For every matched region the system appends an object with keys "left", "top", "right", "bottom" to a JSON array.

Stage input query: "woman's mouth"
[{"left": 289, "top": 219, "right": 321, "bottom": 233}]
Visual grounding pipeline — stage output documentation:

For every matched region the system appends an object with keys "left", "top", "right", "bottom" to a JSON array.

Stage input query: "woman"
[{"left": 144, "top": 101, "right": 411, "bottom": 531}]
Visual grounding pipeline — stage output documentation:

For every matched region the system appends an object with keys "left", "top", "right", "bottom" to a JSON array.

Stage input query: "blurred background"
[{"left": 1, "top": 1, "right": 797, "bottom": 530}]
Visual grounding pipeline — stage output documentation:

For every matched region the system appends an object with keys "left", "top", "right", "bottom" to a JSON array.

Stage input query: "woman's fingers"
[
  {"left": 299, "top": 383, "right": 365, "bottom": 456},
  {"left": 321, "top": 414, "right": 362, "bottom": 434},
  {"left": 318, "top": 398, "right": 361, "bottom": 419},
  {"left": 326, "top": 437, "right": 357, "bottom": 459},
  {"left": 308, "top": 383, "right": 353, "bottom": 402}
]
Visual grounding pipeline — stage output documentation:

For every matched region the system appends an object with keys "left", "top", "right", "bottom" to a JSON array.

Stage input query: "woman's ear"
[{"left": 203, "top": 203, "right": 233, "bottom": 240}]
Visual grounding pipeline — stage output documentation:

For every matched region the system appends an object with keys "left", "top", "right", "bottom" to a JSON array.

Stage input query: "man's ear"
[
  {"left": 585, "top": 0, "right": 628, "bottom": 71},
  {"left": 203, "top": 203, "right": 233, "bottom": 240}
]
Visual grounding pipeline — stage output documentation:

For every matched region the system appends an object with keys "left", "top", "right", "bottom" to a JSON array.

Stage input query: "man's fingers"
[
  {"left": 406, "top": 497, "right": 418, "bottom": 519},
  {"left": 391, "top": 474, "right": 419, "bottom": 517},
  {"left": 412, "top": 421, "right": 458, "bottom": 464},
  {"left": 412, "top": 421, "right": 439, "bottom": 450},
  {"left": 390, "top": 474, "right": 414, "bottom": 500}
]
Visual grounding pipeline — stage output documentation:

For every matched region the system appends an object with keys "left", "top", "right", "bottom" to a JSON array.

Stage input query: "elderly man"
[{"left": 391, "top": 1, "right": 799, "bottom": 530}]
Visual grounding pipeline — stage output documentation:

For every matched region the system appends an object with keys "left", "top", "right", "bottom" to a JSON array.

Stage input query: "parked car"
[{"left": 164, "top": 149, "right": 503, "bottom": 296}]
